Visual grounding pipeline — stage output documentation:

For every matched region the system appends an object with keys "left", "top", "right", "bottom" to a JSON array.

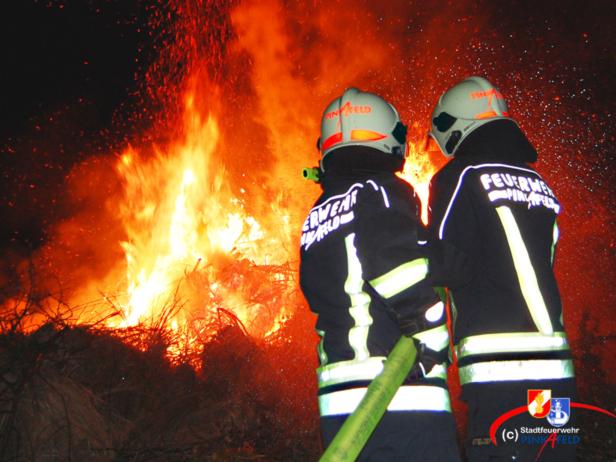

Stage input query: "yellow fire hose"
[{"left": 318, "top": 336, "right": 418, "bottom": 462}]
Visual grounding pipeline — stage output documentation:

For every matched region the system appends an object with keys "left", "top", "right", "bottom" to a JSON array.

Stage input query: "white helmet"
[
  {"left": 318, "top": 88, "right": 407, "bottom": 170},
  {"left": 430, "top": 76, "right": 513, "bottom": 157}
]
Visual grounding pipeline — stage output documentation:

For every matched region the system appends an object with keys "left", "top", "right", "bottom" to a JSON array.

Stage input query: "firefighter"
[
  {"left": 427, "top": 76, "right": 576, "bottom": 461},
  {"left": 300, "top": 88, "right": 461, "bottom": 461}
]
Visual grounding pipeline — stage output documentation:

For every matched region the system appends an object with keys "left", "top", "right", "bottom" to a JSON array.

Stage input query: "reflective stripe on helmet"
[
  {"left": 322, "top": 132, "right": 343, "bottom": 151},
  {"left": 458, "top": 359, "right": 574, "bottom": 385},
  {"left": 369, "top": 258, "right": 429, "bottom": 299},
  {"left": 350, "top": 129, "right": 387, "bottom": 141},
  {"left": 470, "top": 88, "right": 509, "bottom": 119},
  {"left": 318, "top": 385, "right": 452, "bottom": 416},
  {"left": 496, "top": 206, "right": 554, "bottom": 335},
  {"left": 456, "top": 331, "right": 570, "bottom": 359},
  {"left": 344, "top": 234, "right": 373, "bottom": 361},
  {"left": 317, "top": 357, "right": 386, "bottom": 388}
]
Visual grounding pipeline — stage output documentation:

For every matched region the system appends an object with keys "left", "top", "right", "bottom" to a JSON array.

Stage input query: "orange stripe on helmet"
[
  {"left": 470, "top": 89, "right": 504, "bottom": 100},
  {"left": 321, "top": 132, "right": 343, "bottom": 151},
  {"left": 350, "top": 129, "right": 387, "bottom": 141},
  {"left": 475, "top": 109, "right": 510, "bottom": 119},
  {"left": 475, "top": 109, "right": 499, "bottom": 119},
  {"left": 322, "top": 130, "right": 388, "bottom": 151}
]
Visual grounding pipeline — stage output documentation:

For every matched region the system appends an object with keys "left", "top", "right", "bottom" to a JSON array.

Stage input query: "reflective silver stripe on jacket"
[
  {"left": 344, "top": 234, "right": 373, "bottom": 361},
  {"left": 318, "top": 385, "right": 452, "bottom": 416},
  {"left": 456, "top": 331, "right": 570, "bottom": 359},
  {"left": 496, "top": 206, "right": 554, "bottom": 334},
  {"left": 458, "top": 359, "right": 574, "bottom": 385},
  {"left": 317, "top": 355, "right": 448, "bottom": 389},
  {"left": 414, "top": 324, "right": 449, "bottom": 353},
  {"left": 317, "top": 357, "right": 386, "bottom": 389},
  {"left": 369, "top": 258, "right": 429, "bottom": 299}
]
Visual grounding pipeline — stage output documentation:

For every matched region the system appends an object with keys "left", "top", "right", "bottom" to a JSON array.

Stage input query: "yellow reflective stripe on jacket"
[
  {"left": 318, "top": 385, "right": 452, "bottom": 416},
  {"left": 496, "top": 206, "right": 554, "bottom": 334},
  {"left": 344, "top": 234, "right": 373, "bottom": 361},
  {"left": 456, "top": 331, "right": 569, "bottom": 359},
  {"left": 317, "top": 357, "right": 386, "bottom": 389},
  {"left": 425, "top": 363, "right": 448, "bottom": 380},
  {"left": 413, "top": 324, "right": 449, "bottom": 353},
  {"left": 458, "top": 359, "right": 574, "bottom": 385},
  {"left": 317, "top": 354, "right": 448, "bottom": 389},
  {"left": 369, "top": 258, "right": 429, "bottom": 299}
]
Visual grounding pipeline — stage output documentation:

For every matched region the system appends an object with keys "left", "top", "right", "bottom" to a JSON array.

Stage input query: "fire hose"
[{"left": 318, "top": 336, "right": 418, "bottom": 462}]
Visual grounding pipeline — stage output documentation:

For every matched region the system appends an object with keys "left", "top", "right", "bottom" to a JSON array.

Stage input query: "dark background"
[{"left": 1, "top": 1, "right": 146, "bottom": 256}]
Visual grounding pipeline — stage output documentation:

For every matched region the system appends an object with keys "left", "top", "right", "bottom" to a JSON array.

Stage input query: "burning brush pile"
[
  {"left": 0, "top": 297, "right": 319, "bottom": 461},
  {"left": 0, "top": 1, "right": 334, "bottom": 459},
  {"left": 0, "top": 85, "right": 322, "bottom": 459}
]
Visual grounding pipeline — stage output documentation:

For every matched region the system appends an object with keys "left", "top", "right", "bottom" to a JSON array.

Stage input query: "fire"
[
  {"left": 399, "top": 125, "right": 446, "bottom": 224},
  {"left": 111, "top": 89, "right": 293, "bottom": 342},
  {"left": 6, "top": 0, "right": 447, "bottom": 358}
]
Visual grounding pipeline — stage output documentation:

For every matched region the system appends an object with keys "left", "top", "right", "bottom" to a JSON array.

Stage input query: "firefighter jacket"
[
  {"left": 300, "top": 170, "right": 451, "bottom": 417},
  {"left": 427, "top": 120, "right": 574, "bottom": 387}
]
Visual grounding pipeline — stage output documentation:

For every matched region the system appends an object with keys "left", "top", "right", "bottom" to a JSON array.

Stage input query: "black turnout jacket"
[
  {"left": 300, "top": 167, "right": 452, "bottom": 417},
  {"left": 427, "top": 120, "right": 574, "bottom": 386}
]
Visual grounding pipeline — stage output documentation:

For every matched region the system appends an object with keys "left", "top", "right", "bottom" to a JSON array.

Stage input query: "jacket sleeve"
[
  {"left": 353, "top": 180, "right": 446, "bottom": 345},
  {"left": 426, "top": 169, "right": 477, "bottom": 289}
]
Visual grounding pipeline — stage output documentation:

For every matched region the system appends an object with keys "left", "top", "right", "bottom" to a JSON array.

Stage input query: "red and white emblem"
[{"left": 528, "top": 389, "right": 552, "bottom": 418}]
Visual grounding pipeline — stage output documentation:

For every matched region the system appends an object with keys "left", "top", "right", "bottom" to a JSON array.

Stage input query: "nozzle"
[{"left": 302, "top": 167, "right": 321, "bottom": 183}]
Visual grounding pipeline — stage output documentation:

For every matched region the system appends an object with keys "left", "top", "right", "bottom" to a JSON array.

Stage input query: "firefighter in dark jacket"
[
  {"left": 300, "top": 88, "right": 461, "bottom": 461},
  {"left": 427, "top": 76, "right": 576, "bottom": 462}
]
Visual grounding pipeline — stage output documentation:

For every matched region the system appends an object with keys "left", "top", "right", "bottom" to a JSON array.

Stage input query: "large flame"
[
  {"left": 400, "top": 126, "right": 444, "bottom": 224},
  {"left": 112, "top": 89, "right": 294, "bottom": 341},
  {"left": 8, "top": 0, "right": 446, "bottom": 357}
]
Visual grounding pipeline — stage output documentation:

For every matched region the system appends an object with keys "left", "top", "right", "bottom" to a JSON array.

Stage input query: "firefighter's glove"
[
  {"left": 397, "top": 300, "right": 443, "bottom": 337},
  {"left": 398, "top": 315, "right": 427, "bottom": 338},
  {"left": 408, "top": 339, "right": 447, "bottom": 381}
]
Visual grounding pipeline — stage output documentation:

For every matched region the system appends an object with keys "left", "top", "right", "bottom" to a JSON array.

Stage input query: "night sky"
[{"left": 2, "top": 1, "right": 146, "bottom": 255}]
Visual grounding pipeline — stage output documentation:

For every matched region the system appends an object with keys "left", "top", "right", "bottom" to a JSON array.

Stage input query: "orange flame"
[
  {"left": 9, "top": 0, "right": 450, "bottom": 359},
  {"left": 111, "top": 89, "right": 294, "bottom": 341},
  {"left": 400, "top": 124, "right": 446, "bottom": 224}
]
